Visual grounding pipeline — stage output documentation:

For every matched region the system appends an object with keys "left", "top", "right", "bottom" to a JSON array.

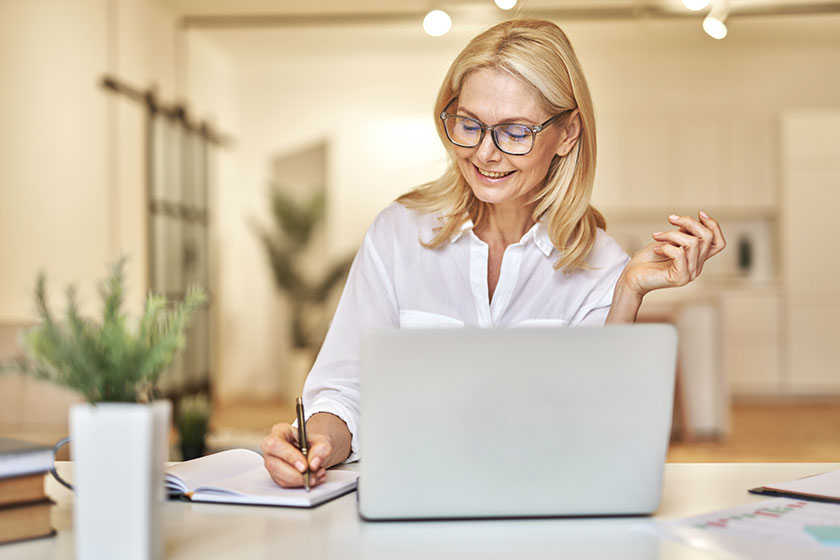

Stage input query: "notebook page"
[
  {"left": 192, "top": 468, "right": 358, "bottom": 507},
  {"left": 165, "top": 449, "right": 264, "bottom": 493},
  {"left": 765, "top": 469, "right": 840, "bottom": 499}
]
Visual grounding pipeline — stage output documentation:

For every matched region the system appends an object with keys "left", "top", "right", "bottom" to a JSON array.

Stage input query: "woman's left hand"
[
  {"left": 626, "top": 211, "right": 726, "bottom": 294},
  {"left": 607, "top": 211, "right": 725, "bottom": 323}
]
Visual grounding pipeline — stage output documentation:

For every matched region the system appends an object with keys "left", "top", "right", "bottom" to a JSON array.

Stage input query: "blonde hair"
[{"left": 397, "top": 18, "right": 605, "bottom": 272}]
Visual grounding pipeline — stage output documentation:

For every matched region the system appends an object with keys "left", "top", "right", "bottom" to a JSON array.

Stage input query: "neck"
[{"left": 474, "top": 200, "right": 536, "bottom": 248}]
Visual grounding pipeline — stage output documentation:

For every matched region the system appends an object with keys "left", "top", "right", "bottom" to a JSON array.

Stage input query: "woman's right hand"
[{"left": 260, "top": 422, "right": 331, "bottom": 488}]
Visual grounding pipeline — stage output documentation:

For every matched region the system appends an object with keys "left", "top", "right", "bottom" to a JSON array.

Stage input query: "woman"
[{"left": 261, "top": 18, "right": 725, "bottom": 488}]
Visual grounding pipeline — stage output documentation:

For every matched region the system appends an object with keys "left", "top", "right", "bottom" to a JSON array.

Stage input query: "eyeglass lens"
[{"left": 444, "top": 116, "right": 534, "bottom": 155}]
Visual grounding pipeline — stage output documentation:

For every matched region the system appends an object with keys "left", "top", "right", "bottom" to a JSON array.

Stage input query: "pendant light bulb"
[
  {"left": 682, "top": 0, "right": 710, "bottom": 10},
  {"left": 494, "top": 0, "right": 518, "bottom": 9},
  {"left": 702, "top": 2, "right": 728, "bottom": 40},
  {"left": 423, "top": 10, "right": 452, "bottom": 37},
  {"left": 703, "top": 15, "right": 727, "bottom": 39}
]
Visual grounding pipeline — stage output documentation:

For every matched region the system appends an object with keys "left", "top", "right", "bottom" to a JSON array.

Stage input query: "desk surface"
[{"left": 2, "top": 462, "right": 837, "bottom": 560}]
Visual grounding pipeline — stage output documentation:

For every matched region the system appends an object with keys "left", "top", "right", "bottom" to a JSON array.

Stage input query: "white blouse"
[{"left": 302, "top": 202, "right": 630, "bottom": 462}]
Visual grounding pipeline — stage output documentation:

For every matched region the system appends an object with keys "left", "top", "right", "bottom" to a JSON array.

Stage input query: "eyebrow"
[{"left": 457, "top": 106, "right": 539, "bottom": 126}]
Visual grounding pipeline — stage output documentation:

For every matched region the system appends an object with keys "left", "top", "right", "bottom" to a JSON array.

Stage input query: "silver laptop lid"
[{"left": 358, "top": 325, "right": 677, "bottom": 520}]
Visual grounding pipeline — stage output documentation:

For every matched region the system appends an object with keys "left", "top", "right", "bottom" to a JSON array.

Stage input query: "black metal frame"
[{"left": 100, "top": 75, "right": 228, "bottom": 402}]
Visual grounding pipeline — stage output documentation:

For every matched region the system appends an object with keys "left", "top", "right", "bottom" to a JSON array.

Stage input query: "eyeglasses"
[{"left": 440, "top": 100, "right": 566, "bottom": 156}]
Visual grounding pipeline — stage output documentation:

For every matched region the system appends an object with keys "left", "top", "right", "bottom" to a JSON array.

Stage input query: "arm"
[
  {"left": 261, "top": 209, "right": 401, "bottom": 487},
  {"left": 606, "top": 211, "right": 726, "bottom": 324}
]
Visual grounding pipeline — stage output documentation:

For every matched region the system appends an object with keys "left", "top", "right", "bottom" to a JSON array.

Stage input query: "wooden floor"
[
  {"left": 668, "top": 401, "right": 840, "bottom": 463},
  {"left": 214, "top": 400, "right": 840, "bottom": 463}
]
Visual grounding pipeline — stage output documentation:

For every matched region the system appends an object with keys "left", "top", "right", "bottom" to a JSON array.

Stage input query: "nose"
[{"left": 475, "top": 128, "right": 501, "bottom": 163}]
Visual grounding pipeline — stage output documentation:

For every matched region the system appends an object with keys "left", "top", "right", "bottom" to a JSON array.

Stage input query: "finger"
[
  {"left": 264, "top": 454, "right": 306, "bottom": 488},
  {"left": 656, "top": 243, "right": 691, "bottom": 286},
  {"left": 308, "top": 438, "right": 332, "bottom": 472},
  {"left": 652, "top": 230, "right": 699, "bottom": 278},
  {"left": 260, "top": 433, "right": 307, "bottom": 473},
  {"left": 299, "top": 468, "right": 328, "bottom": 488},
  {"left": 269, "top": 422, "right": 299, "bottom": 445},
  {"left": 698, "top": 210, "right": 726, "bottom": 258},
  {"left": 681, "top": 213, "right": 715, "bottom": 261},
  {"left": 305, "top": 473, "right": 328, "bottom": 489},
  {"left": 668, "top": 214, "right": 713, "bottom": 261}
]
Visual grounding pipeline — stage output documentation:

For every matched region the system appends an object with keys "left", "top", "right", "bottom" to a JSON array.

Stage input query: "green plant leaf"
[{"left": 16, "top": 259, "right": 207, "bottom": 403}]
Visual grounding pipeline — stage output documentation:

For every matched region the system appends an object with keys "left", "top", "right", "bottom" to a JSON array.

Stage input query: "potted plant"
[
  {"left": 255, "top": 188, "right": 353, "bottom": 393},
  {"left": 176, "top": 392, "right": 210, "bottom": 460},
  {"left": 15, "top": 258, "right": 205, "bottom": 560}
]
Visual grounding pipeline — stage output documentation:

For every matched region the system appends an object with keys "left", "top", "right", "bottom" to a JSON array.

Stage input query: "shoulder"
[
  {"left": 367, "top": 201, "right": 440, "bottom": 243},
  {"left": 586, "top": 228, "right": 630, "bottom": 270}
]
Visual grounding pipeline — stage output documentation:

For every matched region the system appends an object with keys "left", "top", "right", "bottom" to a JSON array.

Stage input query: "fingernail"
[
  {"left": 652, "top": 231, "right": 664, "bottom": 236},
  {"left": 310, "top": 457, "right": 321, "bottom": 471},
  {"left": 669, "top": 214, "right": 679, "bottom": 220},
  {"left": 699, "top": 210, "right": 710, "bottom": 219},
  {"left": 295, "top": 461, "right": 306, "bottom": 472}
]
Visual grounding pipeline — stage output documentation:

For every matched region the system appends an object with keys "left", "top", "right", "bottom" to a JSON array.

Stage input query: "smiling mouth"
[{"left": 476, "top": 166, "right": 515, "bottom": 179}]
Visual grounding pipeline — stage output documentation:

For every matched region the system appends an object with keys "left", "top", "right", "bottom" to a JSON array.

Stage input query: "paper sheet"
[
  {"left": 656, "top": 498, "right": 840, "bottom": 559},
  {"left": 762, "top": 468, "right": 840, "bottom": 500}
]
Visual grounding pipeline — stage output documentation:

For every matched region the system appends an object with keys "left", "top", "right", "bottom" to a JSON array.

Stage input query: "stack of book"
[{"left": 0, "top": 437, "right": 56, "bottom": 545}]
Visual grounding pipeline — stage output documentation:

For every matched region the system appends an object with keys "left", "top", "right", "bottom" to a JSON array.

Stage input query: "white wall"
[
  {"left": 0, "top": 0, "right": 110, "bottom": 321},
  {"left": 200, "top": 14, "right": 840, "bottom": 401},
  {"left": 2, "top": 7, "right": 838, "bottom": 404},
  {"left": 0, "top": 0, "right": 235, "bottom": 429}
]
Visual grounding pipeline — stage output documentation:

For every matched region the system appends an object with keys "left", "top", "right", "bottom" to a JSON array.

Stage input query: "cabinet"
[
  {"left": 720, "top": 290, "right": 783, "bottom": 395},
  {"left": 780, "top": 110, "right": 840, "bottom": 393},
  {"left": 593, "top": 112, "right": 777, "bottom": 214}
]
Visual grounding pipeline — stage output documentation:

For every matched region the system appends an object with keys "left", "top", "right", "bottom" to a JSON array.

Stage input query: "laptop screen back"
[{"left": 358, "top": 325, "right": 677, "bottom": 520}]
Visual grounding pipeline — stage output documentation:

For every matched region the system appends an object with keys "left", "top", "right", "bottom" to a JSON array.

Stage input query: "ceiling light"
[
  {"left": 702, "top": 2, "right": 728, "bottom": 40},
  {"left": 682, "top": 0, "right": 710, "bottom": 10},
  {"left": 423, "top": 10, "right": 452, "bottom": 37},
  {"left": 494, "top": 0, "right": 518, "bottom": 10}
]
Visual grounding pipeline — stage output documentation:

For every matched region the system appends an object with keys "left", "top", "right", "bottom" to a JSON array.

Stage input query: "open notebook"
[{"left": 165, "top": 448, "right": 358, "bottom": 508}]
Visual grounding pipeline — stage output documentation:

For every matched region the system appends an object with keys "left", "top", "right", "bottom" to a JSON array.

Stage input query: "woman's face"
[{"left": 452, "top": 68, "right": 572, "bottom": 211}]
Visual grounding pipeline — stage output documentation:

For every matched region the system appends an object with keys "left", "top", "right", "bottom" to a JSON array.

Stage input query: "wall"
[
  {"left": 0, "top": 0, "right": 110, "bottom": 320},
  {"left": 199, "top": 14, "right": 840, "bottom": 400},
  {"left": 0, "top": 0, "right": 235, "bottom": 437},
  {"left": 2, "top": 8, "right": 838, "bottom": 405}
]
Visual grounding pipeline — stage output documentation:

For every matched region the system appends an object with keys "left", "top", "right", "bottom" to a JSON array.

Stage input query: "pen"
[{"left": 295, "top": 397, "right": 310, "bottom": 492}]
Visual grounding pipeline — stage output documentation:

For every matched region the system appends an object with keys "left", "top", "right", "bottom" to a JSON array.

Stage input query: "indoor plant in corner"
[
  {"left": 255, "top": 188, "right": 353, "bottom": 394},
  {"left": 17, "top": 259, "right": 205, "bottom": 560}
]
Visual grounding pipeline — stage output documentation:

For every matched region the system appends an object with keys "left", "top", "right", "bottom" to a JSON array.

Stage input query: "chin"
[
  {"left": 467, "top": 180, "right": 523, "bottom": 207},
  {"left": 470, "top": 189, "right": 509, "bottom": 206}
]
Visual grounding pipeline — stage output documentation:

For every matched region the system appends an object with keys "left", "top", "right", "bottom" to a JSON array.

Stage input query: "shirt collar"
[
  {"left": 449, "top": 218, "right": 554, "bottom": 258},
  {"left": 448, "top": 218, "right": 474, "bottom": 244}
]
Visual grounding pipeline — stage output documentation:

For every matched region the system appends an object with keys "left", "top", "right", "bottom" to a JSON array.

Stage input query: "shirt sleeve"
[
  {"left": 569, "top": 231, "right": 630, "bottom": 327},
  {"left": 576, "top": 304, "right": 611, "bottom": 326},
  {"left": 301, "top": 218, "right": 398, "bottom": 463}
]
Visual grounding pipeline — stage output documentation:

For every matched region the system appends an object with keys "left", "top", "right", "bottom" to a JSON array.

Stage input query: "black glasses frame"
[{"left": 439, "top": 99, "right": 566, "bottom": 156}]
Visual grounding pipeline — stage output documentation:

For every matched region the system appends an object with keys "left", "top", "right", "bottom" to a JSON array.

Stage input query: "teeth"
[{"left": 478, "top": 168, "right": 513, "bottom": 179}]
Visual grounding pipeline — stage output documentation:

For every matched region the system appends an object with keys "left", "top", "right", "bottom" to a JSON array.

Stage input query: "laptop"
[{"left": 358, "top": 324, "right": 677, "bottom": 520}]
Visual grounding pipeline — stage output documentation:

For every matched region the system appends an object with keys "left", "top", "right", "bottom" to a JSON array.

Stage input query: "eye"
[
  {"left": 459, "top": 121, "right": 481, "bottom": 134},
  {"left": 501, "top": 126, "right": 530, "bottom": 142}
]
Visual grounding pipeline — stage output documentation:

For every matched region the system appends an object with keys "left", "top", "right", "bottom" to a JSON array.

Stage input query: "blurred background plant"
[
  {"left": 176, "top": 392, "right": 211, "bottom": 460},
  {"left": 254, "top": 187, "right": 353, "bottom": 350}
]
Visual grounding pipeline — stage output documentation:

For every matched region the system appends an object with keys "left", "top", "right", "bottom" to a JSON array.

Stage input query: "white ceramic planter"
[{"left": 70, "top": 400, "right": 170, "bottom": 560}]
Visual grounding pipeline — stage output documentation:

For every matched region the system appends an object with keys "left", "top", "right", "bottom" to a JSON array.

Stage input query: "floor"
[
  {"left": 212, "top": 399, "right": 840, "bottom": 463},
  {"left": 668, "top": 401, "right": 840, "bottom": 463}
]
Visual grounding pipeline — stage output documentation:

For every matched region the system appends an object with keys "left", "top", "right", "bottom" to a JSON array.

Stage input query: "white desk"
[{"left": 2, "top": 462, "right": 837, "bottom": 559}]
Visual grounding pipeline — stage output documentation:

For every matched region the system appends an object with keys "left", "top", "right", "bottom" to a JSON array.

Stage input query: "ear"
[{"left": 555, "top": 109, "right": 582, "bottom": 157}]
